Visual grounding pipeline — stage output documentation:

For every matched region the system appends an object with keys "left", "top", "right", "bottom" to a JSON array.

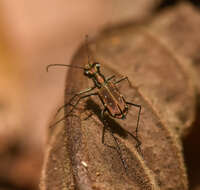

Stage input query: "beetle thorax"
[{"left": 93, "top": 73, "right": 105, "bottom": 87}]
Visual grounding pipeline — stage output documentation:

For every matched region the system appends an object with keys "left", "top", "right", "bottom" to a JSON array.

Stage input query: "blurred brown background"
[{"left": 0, "top": 0, "right": 199, "bottom": 190}]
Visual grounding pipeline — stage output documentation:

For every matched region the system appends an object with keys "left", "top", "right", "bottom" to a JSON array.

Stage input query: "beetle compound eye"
[
  {"left": 85, "top": 70, "right": 89, "bottom": 75},
  {"left": 95, "top": 63, "right": 100, "bottom": 68}
]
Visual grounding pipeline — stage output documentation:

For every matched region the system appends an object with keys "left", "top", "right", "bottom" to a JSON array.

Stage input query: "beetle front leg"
[{"left": 114, "top": 76, "right": 131, "bottom": 86}]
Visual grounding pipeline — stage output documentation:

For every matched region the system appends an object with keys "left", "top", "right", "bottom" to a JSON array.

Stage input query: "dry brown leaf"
[
  {"left": 144, "top": 3, "right": 200, "bottom": 189},
  {"left": 107, "top": 0, "right": 162, "bottom": 25},
  {"left": 41, "top": 33, "right": 196, "bottom": 190},
  {"left": 40, "top": 2, "right": 198, "bottom": 190},
  {"left": 149, "top": 2, "right": 200, "bottom": 94}
]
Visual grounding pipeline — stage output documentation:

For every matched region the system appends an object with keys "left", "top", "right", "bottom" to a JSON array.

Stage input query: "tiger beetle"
[{"left": 46, "top": 38, "right": 142, "bottom": 171}]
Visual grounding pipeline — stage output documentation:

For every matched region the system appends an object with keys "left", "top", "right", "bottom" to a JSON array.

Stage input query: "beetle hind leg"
[
  {"left": 101, "top": 109, "right": 128, "bottom": 172},
  {"left": 126, "top": 101, "right": 142, "bottom": 155}
]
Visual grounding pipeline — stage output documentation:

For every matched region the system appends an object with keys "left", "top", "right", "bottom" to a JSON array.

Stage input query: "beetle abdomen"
[{"left": 98, "top": 82, "right": 127, "bottom": 118}]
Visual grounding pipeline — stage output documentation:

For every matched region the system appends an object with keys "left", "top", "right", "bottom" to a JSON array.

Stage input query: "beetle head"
[{"left": 84, "top": 62, "right": 100, "bottom": 77}]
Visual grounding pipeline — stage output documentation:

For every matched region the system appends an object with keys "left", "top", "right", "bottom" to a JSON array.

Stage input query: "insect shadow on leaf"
[{"left": 84, "top": 98, "right": 143, "bottom": 171}]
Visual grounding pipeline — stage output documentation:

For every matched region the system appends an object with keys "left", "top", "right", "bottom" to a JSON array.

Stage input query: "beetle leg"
[
  {"left": 101, "top": 108, "right": 128, "bottom": 171},
  {"left": 101, "top": 108, "right": 108, "bottom": 145},
  {"left": 106, "top": 75, "right": 115, "bottom": 81},
  {"left": 69, "top": 92, "right": 98, "bottom": 114},
  {"left": 83, "top": 112, "right": 93, "bottom": 120},
  {"left": 50, "top": 92, "right": 98, "bottom": 129},
  {"left": 110, "top": 131, "right": 128, "bottom": 171},
  {"left": 49, "top": 113, "right": 81, "bottom": 129},
  {"left": 56, "top": 86, "right": 96, "bottom": 115},
  {"left": 126, "top": 102, "right": 141, "bottom": 138},
  {"left": 114, "top": 76, "right": 131, "bottom": 86},
  {"left": 126, "top": 101, "right": 142, "bottom": 153}
]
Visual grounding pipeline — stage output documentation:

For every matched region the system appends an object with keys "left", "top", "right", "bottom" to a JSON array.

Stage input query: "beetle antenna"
[
  {"left": 85, "top": 35, "right": 90, "bottom": 65},
  {"left": 46, "top": 64, "right": 85, "bottom": 72}
]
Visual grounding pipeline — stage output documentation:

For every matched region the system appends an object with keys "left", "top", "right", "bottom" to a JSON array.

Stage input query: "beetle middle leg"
[
  {"left": 101, "top": 108, "right": 128, "bottom": 171},
  {"left": 50, "top": 92, "right": 98, "bottom": 128},
  {"left": 56, "top": 86, "right": 96, "bottom": 115},
  {"left": 49, "top": 113, "right": 81, "bottom": 129}
]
